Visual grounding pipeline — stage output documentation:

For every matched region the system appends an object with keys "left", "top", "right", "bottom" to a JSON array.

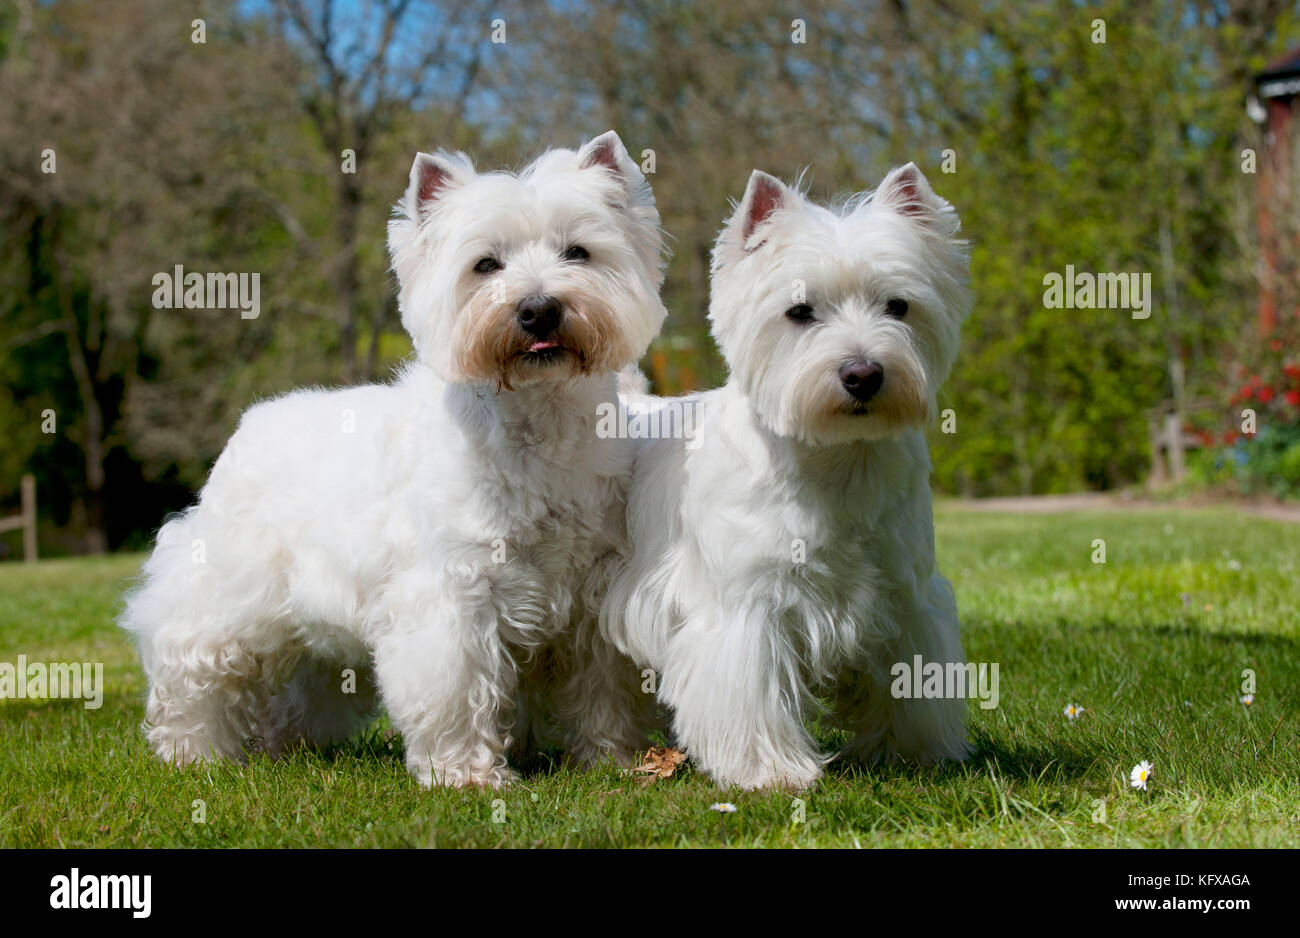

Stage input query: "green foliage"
[
  {"left": 3, "top": 0, "right": 1300, "bottom": 550},
  {"left": 923, "top": 1, "right": 1282, "bottom": 495}
]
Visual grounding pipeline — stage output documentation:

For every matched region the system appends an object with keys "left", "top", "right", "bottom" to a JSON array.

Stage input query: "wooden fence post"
[
  {"left": 1, "top": 474, "right": 37, "bottom": 563},
  {"left": 21, "top": 473, "right": 36, "bottom": 563}
]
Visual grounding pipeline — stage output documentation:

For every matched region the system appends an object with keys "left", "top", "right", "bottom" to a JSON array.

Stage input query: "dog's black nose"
[
  {"left": 839, "top": 359, "right": 884, "bottom": 402},
  {"left": 516, "top": 295, "right": 563, "bottom": 337}
]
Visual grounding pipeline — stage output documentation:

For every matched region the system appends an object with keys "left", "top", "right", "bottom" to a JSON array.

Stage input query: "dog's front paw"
[
  {"left": 713, "top": 762, "right": 823, "bottom": 793},
  {"left": 147, "top": 728, "right": 232, "bottom": 767},
  {"left": 409, "top": 761, "right": 517, "bottom": 790},
  {"left": 753, "top": 768, "right": 822, "bottom": 794}
]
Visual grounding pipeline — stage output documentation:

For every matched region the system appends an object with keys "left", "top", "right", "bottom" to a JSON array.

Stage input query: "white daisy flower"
[
  {"left": 1129, "top": 760, "right": 1153, "bottom": 791},
  {"left": 1240, "top": 693, "right": 1254, "bottom": 705},
  {"left": 709, "top": 802, "right": 737, "bottom": 814},
  {"left": 1063, "top": 703, "right": 1084, "bottom": 721}
]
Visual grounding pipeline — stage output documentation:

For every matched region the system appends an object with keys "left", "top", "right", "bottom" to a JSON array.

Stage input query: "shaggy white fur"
[
  {"left": 121, "top": 131, "right": 666, "bottom": 788},
  {"left": 602, "top": 164, "right": 974, "bottom": 790}
]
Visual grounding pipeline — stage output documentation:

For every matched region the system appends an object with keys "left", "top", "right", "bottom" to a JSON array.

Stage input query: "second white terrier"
[
  {"left": 604, "top": 164, "right": 974, "bottom": 790},
  {"left": 121, "top": 131, "right": 665, "bottom": 788}
]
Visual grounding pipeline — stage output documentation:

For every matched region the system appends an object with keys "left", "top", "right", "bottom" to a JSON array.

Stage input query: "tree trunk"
[
  {"left": 1159, "top": 211, "right": 1187, "bottom": 482},
  {"left": 59, "top": 302, "right": 109, "bottom": 555},
  {"left": 336, "top": 172, "right": 363, "bottom": 385}
]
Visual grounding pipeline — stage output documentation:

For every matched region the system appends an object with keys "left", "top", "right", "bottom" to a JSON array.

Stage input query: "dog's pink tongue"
[{"left": 527, "top": 339, "right": 559, "bottom": 352}]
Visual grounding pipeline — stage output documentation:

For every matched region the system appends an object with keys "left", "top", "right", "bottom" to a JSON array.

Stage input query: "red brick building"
[{"left": 1255, "top": 48, "right": 1300, "bottom": 335}]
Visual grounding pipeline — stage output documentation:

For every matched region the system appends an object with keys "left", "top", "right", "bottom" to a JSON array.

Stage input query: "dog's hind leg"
[
  {"left": 122, "top": 513, "right": 303, "bottom": 766},
  {"left": 139, "top": 632, "right": 298, "bottom": 766},
  {"left": 552, "top": 614, "right": 655, "bottom": 769}
]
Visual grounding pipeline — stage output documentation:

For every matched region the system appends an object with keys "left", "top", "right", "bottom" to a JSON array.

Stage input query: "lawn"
[{"left": 1, "top": 508, "right": 1297, "bottom": 848}]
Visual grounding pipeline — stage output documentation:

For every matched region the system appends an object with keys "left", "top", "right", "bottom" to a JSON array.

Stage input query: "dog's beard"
[
  {"left": 448, "top": 288, "right": 635, "bottom": 390},
  {"left": 772, "top": 347, "right": 933, "bottom": 445}
]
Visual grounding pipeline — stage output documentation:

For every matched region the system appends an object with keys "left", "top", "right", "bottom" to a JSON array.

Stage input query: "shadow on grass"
[
  {"left": 299, "top": 691, "right": 1141, "bottom": 788},
  {"left": 821, "top": 619, "right": 1300, "bottom": 789},
  {"left": 818, "top": 730, "right": 1104, "bottom": 788},
  {"left": 0, "top": 693, "right": 138, "bottom": 726},
  {"left": 1111, "top": 621, "right": 1300, "bottom": 650},
  {"left": 309, "top": 730, "right": 589, "bottom": 783},
  {"left": 971, "top": 615, "right": 1300, "bottom": 651}
]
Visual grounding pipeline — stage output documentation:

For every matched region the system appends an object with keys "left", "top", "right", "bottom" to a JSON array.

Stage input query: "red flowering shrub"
[{"left": 1189, "top": 316, "right": 1300, "bottom": 497}]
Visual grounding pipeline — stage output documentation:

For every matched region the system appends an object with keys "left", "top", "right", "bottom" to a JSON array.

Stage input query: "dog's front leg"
[
  {"left": 373, "top": 578, "right": 518, "bottom": 789},
  {"left": 839, "top": 574, "right": 972, "bottom": 767},
  {"left": 660, "top": 604, "right": 825, "bottom": 791}
]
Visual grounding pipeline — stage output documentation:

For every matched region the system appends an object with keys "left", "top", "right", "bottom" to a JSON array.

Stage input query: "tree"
[
  {"left": 0, "top": 0, "right": 300, "bottom": 550},
  {"left": 270, "top": 0, "right": 490, "bottom": 383}
]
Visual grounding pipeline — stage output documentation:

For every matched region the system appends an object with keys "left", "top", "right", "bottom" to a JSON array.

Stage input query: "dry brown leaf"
[{"left": 630, "top": 746, "right": 687, "bottom": 782}]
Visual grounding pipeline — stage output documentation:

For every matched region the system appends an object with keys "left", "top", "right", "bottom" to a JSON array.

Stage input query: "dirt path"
[{"left": 948, "top": 493, "right": 1300, "bottom": 524}]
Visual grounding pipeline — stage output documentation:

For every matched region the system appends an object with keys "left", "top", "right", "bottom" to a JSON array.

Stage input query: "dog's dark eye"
[
  {"left": 563, "top": 245, "right": 590, "bottom": 262},
  {"left": 885, "top": 298, "right": 908, "bottom": 318},
  {"left": 785, "top": 304, "right": 815, "bottom": 324},
  {"left": 473, "top": 257, "right": 501, "bottom": 274}
]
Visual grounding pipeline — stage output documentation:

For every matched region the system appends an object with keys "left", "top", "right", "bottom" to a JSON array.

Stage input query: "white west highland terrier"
[
  {"left": 121, "top": 131, "right": 666, "bottom": 788},
  {"left": 603, "top": 164, "right": 973, "bottom": 790}
]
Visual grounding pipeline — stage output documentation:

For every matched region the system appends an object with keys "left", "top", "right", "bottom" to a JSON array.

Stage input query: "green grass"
[{"left": 2, "top": 508, "right": 1298, "bottom": 847}]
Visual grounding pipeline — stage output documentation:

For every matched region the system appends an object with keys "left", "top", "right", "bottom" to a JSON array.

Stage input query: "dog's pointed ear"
[
  {"left": 735, "top": 170, "right": 793, "bottom": 251},
  {"left": 578, "top": 130, "right": 633, "bottom": 176},
  {"left": 575, "top": 130, "right": 662, "bottom": 279},
  {"left": 402, "top": 151, "right": 471, "bottom": 222},
  {"left": 872, "top": 163, "right": 960, "bottom": 235},
  {"left": 575, "top": 130, "right": 656, "bottom": 212},
  {"left": 579, "top": 129, "right": 660, "bottom": 220}
]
